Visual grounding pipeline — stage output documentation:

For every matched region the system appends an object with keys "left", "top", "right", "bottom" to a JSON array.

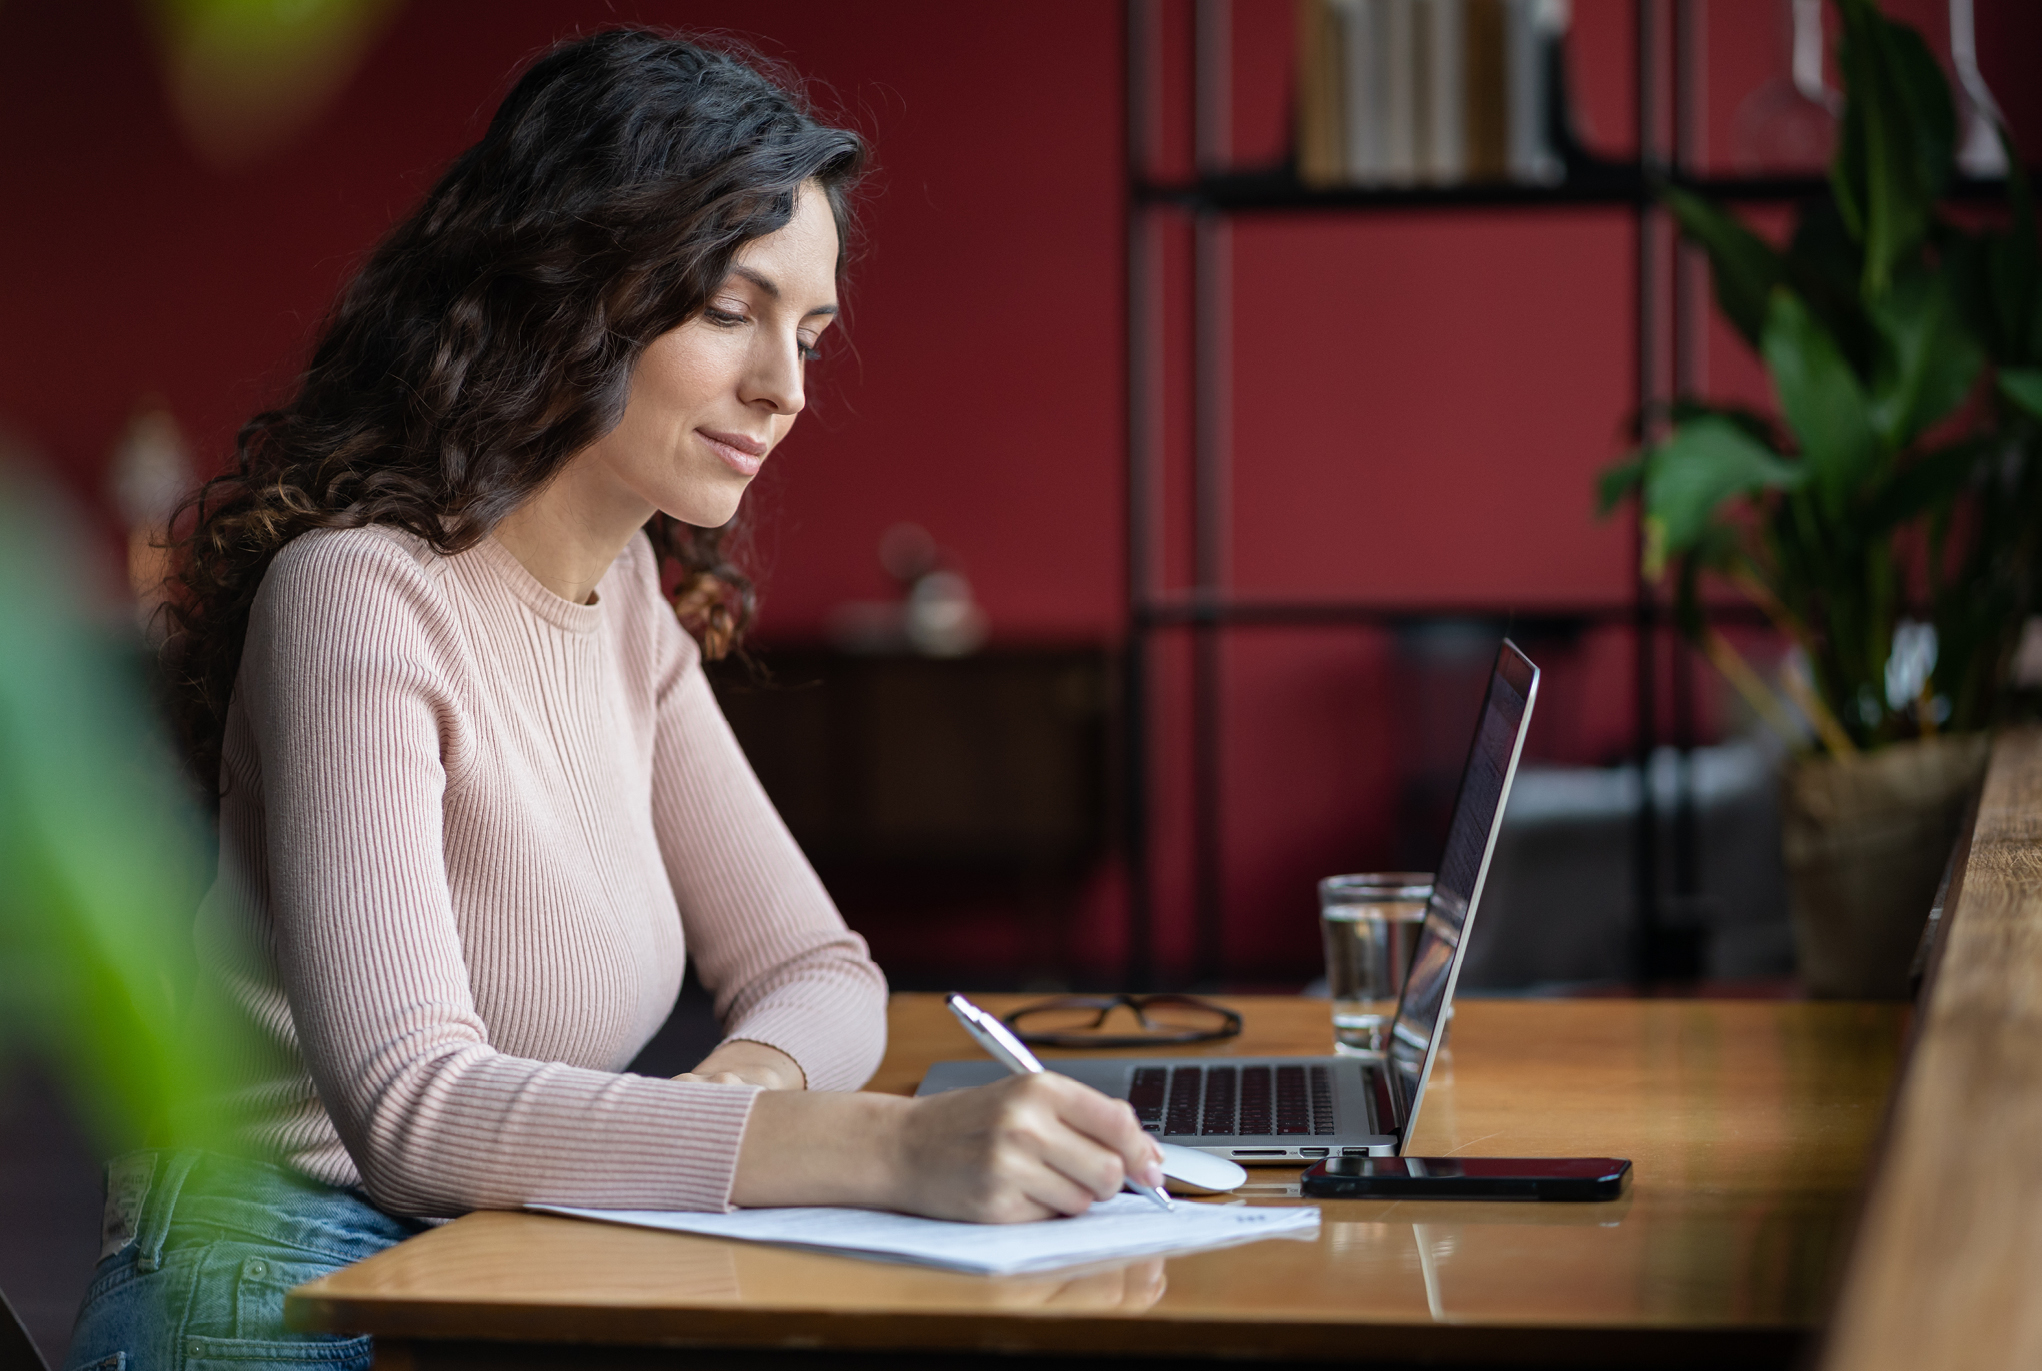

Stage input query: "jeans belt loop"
[{"left": 134, "top": 1150, "right": 201, "bottom": 1273}]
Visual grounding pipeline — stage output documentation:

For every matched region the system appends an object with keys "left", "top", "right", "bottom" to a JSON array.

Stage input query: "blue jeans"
[{"left": 62, "top": 1150, "right": 426, "bottom": 1371}]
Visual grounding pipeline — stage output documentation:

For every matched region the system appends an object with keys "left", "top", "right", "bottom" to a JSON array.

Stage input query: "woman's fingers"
[
  {"left": 1004, "top": 1150, "right": 1107, "bottom": 1219},
  {"left": 895, "top": 1073, "right": 1171, "bottom": 1222},
  {"left": 997, "top": 1076, "right": 1139, "bottom": 1204},
  {"left": 1043, "top": 1081, "right": 1165, "bottom": 1191},
  {"left": 1032, "top": 1114, "right": 1135, "bottom": 1203}
]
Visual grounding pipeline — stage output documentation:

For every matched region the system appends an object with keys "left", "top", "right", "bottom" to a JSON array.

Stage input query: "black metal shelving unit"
[{"left": 1117, "top": 0, "right": 1921, "bottom": 992}]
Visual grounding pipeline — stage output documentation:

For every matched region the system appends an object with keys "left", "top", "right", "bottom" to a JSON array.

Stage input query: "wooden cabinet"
[
  {"left": 708, "top": 647, "right": 1113, "bottom": 984},
  {"left": 713, "top": 647, "right": 1111, "bottom": 874}
]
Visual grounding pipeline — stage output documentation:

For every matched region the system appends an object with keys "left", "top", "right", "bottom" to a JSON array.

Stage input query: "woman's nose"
[{"left": 742, "top": 335, "right": 806, "bottom": 416}]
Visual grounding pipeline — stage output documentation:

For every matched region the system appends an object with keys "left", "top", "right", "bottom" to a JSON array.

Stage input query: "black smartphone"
[{"left": 1300, "top": 1155, "right": 1631, "bottom": 1201}]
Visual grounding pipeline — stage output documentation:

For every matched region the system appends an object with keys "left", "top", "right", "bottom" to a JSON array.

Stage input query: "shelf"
[
  {"left": 1134, "top": 596, "right": 1770, "bottom": 629},
  {"left": 1114, "top": 1, "right": 2023, "bottom": 990},
  {"left": 1134, "top": 165, "right": 2025, "bottom": 215}
]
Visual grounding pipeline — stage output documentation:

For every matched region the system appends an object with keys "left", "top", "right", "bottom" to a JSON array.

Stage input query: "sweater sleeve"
[
  {"left": 645, "top": 611, "right": 889, "bottom": 1093},
  {"left": 248, "top": 530, "right": 761, "bottom": 1217}
]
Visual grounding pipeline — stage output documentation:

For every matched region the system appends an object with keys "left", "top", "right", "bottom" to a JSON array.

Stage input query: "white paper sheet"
[{"left": 531, "top": 1193, "right": 1321, "bottom": 1276}]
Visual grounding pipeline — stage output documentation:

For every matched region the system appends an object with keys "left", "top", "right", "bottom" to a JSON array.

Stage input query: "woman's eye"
[
  {"left": 798, "top": 339, "right": 824, "bottom": 362},
  {"left": 704, "top": 306, "right": 747, "bottom": 327}
]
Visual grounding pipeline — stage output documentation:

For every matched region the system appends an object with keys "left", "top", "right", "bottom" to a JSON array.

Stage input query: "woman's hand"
[
  {"left": 728, "top": 1074, "right": 1164, "bottom": 1223},
  {"left": 999, "top": 1256, "right": 1167, "bottom": 1312},
  {"left": 889, "top": 1073, "right": 1166, "bottom": 1223},
  {"left": 676, "top": 1040, "right": 805, "bottom": 1091}
]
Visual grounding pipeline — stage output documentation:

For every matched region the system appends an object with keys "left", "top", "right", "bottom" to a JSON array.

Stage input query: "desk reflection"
[{"left": 735, "top": 1244, "right": 1165, "bottom": 1313}]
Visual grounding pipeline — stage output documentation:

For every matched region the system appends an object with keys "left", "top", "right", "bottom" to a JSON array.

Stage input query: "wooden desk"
[
  {"left": 292, "top": 995, "right": 1904, "bottom": 1368},
  {"left": 1822, "top": 728, "right": 2042, "bottom": 1370}
]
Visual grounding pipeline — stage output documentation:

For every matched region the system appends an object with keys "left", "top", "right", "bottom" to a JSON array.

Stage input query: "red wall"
[
  {"left": 0, "top": 0, "right": 1131, "bottom": 640},
  {"left": 3, "top": 1, "right": 2036, "bottom": 985}
]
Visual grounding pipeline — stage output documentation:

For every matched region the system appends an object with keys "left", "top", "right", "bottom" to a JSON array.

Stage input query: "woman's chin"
[{"left": 663, "top": 491, "right": 747, "bottom": 530}]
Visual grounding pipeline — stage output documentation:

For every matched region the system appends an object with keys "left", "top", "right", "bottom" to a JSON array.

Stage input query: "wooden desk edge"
[
  {"left": 297, "top": 1293, "right": 1806, "bottom": 1368},
  {"left": 1819, "top": 726, "right": 2042, "bottom": 1371}
]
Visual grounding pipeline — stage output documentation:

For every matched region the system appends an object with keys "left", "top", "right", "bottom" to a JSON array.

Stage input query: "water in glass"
[{"left": 1319, "top": 874, "right": 1432, "bottom": 1055}]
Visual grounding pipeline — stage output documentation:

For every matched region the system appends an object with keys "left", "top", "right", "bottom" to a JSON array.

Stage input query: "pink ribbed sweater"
[{"left": 190, "top": 524, "right": 888, "bottom": 1218}]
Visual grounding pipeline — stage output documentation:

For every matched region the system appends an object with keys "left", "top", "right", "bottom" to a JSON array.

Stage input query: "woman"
[{"left": 66, "top": 30, "right": 1159, "bottom": 1371}]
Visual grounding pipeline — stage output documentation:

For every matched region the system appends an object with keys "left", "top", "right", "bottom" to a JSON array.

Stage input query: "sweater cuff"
[
  {"left": 721, "top": 1000, "right": 887, "bottom": 1094},
  {"left": 658, "top": 1079, "right": 760, "bottom": 1212},
  {"left": 517, "top": 1077, "right": 761, "bottom": 1214}
]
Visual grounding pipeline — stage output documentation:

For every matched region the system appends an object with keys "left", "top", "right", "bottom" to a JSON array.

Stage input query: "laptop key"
[
  {"left": 1309, "top": 1064, "right": 1335, "bottom": 1134},
  {"left": 1238, "top": 1066, "right": 1273, "bottom": 1135},
  {"left": 1200, "top": 1066, "right": 1238, "bottom": 1135},
  {"left": 1164, "top": 1067, "right": 1203, "bottom": 1136},
  {"left": 1275, "top": 1064, "right": 1309, "bottom": 1134},
  {"left": 1129, "top": 1067, "right": 1168, "bottom": 1127}
]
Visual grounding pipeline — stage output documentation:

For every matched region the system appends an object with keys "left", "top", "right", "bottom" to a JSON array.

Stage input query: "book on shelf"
[{"left": 1296, "top": 0, "right": 1569, "bottom": 190}]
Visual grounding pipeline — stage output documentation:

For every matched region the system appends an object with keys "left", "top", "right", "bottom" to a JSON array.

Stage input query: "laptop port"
[
  {"left": 1230, "top": 1149, "right": 1289, "bottom": 1157},
  {"left": 1300, "top": 1148, "right": 1328, "bottom": 1157},
  {"left": 1342, "top": 1148, "right": 1371, "bottom": 1157}
]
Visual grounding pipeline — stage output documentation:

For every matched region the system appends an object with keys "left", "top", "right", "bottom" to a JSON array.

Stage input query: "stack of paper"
[{"left": 532, "top": 1194, "right": 1321, "bottom": 1277}]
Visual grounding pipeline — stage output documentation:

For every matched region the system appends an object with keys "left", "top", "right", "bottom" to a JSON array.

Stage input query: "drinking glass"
[{"left": 1319, "top": 873, "right": 1432, "bottom": 1055}]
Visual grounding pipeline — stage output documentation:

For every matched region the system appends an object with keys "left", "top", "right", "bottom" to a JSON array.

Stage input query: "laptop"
[{"left": 915, "top": 639, "right": 1539, "bottom": 1161}]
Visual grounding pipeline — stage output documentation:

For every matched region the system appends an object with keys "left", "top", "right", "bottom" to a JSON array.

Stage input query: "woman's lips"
[{"left": 698, "top": 428, "right": 768, "bottom": 477}]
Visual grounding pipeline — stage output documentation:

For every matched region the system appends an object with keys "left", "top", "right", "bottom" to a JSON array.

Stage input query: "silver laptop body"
[{"left": 916, "top": 640, "right": 1539, "bottom": 1161}]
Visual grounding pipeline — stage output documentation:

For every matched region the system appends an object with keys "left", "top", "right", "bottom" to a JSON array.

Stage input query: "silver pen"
[{"left": 945, "top": 993, "right": 1173, "bottom": 1213}]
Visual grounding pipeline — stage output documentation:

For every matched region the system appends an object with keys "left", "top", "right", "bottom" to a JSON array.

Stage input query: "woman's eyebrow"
[{"left": 730, "top": 265, "right": 837, "bottom": 317}]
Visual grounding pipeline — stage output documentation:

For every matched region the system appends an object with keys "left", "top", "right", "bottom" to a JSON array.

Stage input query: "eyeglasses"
[{"left": 1003, "top": 994, "right": 1244, "bottom": 1048}]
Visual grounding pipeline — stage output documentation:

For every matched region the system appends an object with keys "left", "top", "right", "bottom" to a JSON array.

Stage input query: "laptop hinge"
[{"left": 1369, "top": 1062, "right": 1401, "bottom": 1134}]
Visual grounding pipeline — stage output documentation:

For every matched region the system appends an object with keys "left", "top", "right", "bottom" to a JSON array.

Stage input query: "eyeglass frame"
[{"left": 1001, "top": 994, "right": 1244, "bottom": 1048}]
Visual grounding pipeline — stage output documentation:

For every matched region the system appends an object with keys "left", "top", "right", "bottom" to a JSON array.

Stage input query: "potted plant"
[{"left": 1600, "top": 0, "right": 2042, "bottom": 997}]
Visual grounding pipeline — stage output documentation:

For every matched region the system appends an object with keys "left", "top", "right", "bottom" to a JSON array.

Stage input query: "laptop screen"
[{"left": 1385, "top": 640, "right": 1538, "bottom": 1151}]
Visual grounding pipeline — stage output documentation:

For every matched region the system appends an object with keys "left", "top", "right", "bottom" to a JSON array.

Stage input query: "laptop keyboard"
[{"left": 1128, "top": 1064, "right": 1337, "bottom": 1137}]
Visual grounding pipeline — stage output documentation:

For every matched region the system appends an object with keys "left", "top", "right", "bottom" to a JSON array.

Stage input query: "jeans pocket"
[
  {"left": 225, "top": 1251, "right": 343, "bottom": 1344},
  {"left": 178, "top": 1334, "right": 372, "bottom": 1370},
  {"left": 63, "top": 1247, "right": 202, "bottom": 1371},
  {"left": 165, "top": 1242, "right": 368, "bottom": 1371}
]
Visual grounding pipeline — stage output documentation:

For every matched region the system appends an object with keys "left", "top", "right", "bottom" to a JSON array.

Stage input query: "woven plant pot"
[{"left": 1782, "top": 733, "right": 1989, "bottom": 999}]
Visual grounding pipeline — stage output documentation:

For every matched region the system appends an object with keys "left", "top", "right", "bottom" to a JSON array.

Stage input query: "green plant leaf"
[
  {"left": 1663, "top": 186, "right": 1785, "bottom": 348},
  {"left": 1595, "top": 454, "right": 1646, "bottom": 516},
  {"left": 1640, "top": 415, "right": 1805, "bottom": 575},
  {"left": 1831, "top": 11, "right": 1867, "bottom": 241},
  {"left": 1994, "top": 125, "right": 2042, "bottom": 366},
  {"left": 1831, "top": 0, "right": 1955, "bottom": 296},
  {"left": 1998, "top": 231, "right": 2042, "bottom": 372},
  {"left": 1669, "top": 398, "right": 1783, "bottom": 448},
  {"left": 1762, "top": 288, "right": 1880, "bottom": 510},
  {"left": 1867, "top": 269, "right": 1984, "bottom": 447},
  {"left": 1881, "top": 10, "right": 1956, "bottom": 186},
  {"left": 1785, "top": 199, "right": 1878, "bottom": 375},
  {"left": 2001, "top": 367, "right": 2042, "bottom": 421},
  {"left": 0, "top": 478, "right": 250, "bottom": 1154},
  {"left": 1944, "top": 230, "right": 2006, "bottom": 361},
  {"left": 1861, "top": 438, "right": 1986, "bottom": 534}
]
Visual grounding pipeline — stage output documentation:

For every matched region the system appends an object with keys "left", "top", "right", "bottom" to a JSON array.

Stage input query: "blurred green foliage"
[
  {"left": 1600, "top": 0, "right": 2042, "bottom": 753},
  {"left": 144, "top": 0, "right": 404, "bottom": 169},
  {"left": 0, "top": 470, "right": 241, "bottom": 1152}
]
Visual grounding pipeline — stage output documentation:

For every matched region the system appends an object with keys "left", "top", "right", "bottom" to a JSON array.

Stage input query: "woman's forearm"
[{"left": 729, "top": 1088, "right": 913, "bottom": 1209}]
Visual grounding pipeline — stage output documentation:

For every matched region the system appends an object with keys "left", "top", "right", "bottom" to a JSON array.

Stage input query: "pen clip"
[{"left": 947, "top": 994, "right": 1045, "bottom": 1074}]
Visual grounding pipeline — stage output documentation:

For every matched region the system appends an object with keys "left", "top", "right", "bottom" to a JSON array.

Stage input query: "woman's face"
[{"left": 586, "top": 180, "right": 840, "bottom": 529}]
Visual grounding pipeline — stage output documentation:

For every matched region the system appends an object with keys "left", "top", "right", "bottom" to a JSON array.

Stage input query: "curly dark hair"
[{"left": 163, "top": 28, "right": 866, "bottom": 795}]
